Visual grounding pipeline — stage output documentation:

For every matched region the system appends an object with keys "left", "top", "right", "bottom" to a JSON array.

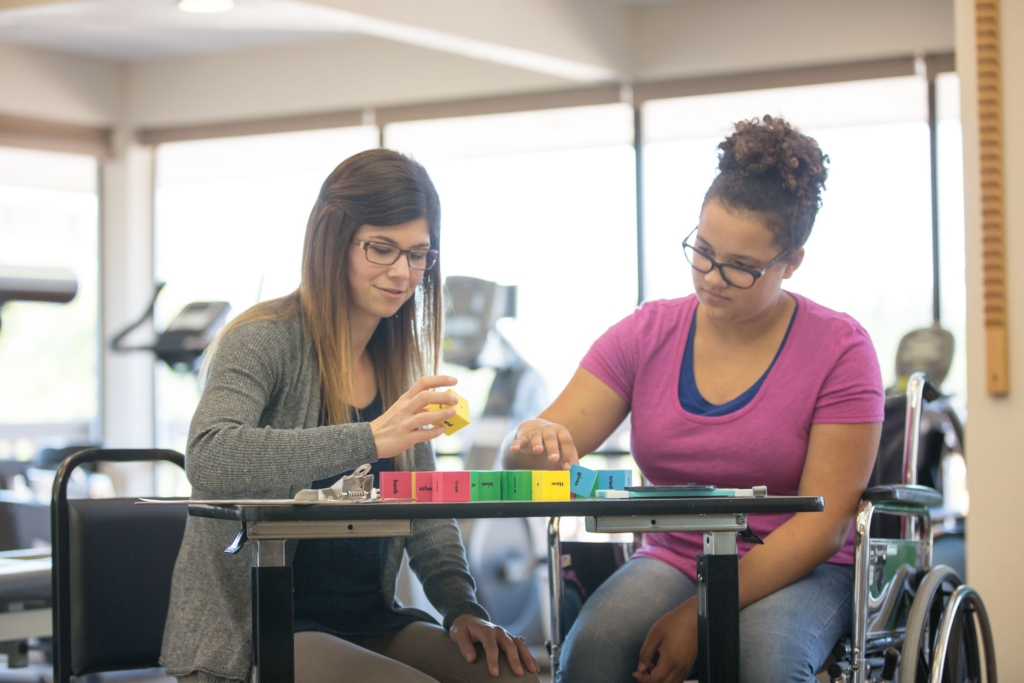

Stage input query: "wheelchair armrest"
[{"left": 862, "top": 484, "right": 943, "bottom": 508}]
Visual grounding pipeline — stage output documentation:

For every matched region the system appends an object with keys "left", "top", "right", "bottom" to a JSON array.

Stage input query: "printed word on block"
[
  {"left": 569, "top": 464, "right": 599, "bottom": 498},
  {"left": 532, "top": 470, "right": 571, "bottom": 501},
  {"left": 501, "top": 471, "right": 532, "bottom": 501},
  {"left": 380, "top": 471, "right": 413, "bottom": 499},
  {"left": 427, "top": 389, "right": 471, "bottom": 436},
  {"left": 596, "top": 469, "right": 633, "bottom": 491},
  {"left": 471, "top": 471, "right": 502, "bottom": 501},
  {"left": 434, "top": 471, "right": 471, "bottom": 502},
  {"left": 413, "top": 472, "right": 434, "bottom": 502}
]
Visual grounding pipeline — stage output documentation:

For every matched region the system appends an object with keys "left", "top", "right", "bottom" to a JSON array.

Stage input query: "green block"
[
  {"left": 501, "top": 471, "right": 533, "bottom": 501},
  {"left": 471, "top": 471, "right": 502, "bottom": 501}
]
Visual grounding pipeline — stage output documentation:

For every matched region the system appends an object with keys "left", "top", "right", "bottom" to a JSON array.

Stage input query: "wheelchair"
[{"left": 545, "top": 372, "right": 997, "bottom": 682}]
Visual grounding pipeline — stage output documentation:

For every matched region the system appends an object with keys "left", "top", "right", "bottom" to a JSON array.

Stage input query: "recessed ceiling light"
[{"left": 178, "top": 0, "right": 235, "bottom": 13}]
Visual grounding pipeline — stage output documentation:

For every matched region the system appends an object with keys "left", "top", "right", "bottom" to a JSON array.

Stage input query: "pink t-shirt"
[{"left": 580, "top": 292, "right": 884, "bottom": 582}]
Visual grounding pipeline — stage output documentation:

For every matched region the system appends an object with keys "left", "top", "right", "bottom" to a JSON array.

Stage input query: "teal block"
[
  {"left": 569, "top": 464, "right": 598, "bottom": 498},
  {"left": 596, "top": 469, "right": 633, "bottom": 491}
]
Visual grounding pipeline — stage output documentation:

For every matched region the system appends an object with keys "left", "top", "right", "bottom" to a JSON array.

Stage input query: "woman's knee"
[
  {"left": 558, "top": 559, "right": 696, "bottom": 683},
  {"left": 295, "top": 630, "right": 438, "bottom": 683},
  {"left": 737, "top": 564, "right": 853, "bottom": 683}
]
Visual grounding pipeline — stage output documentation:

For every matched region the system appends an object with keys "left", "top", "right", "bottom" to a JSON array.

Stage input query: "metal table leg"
[
  {"left": 696, "top": 529, "right": 740, "bottom": 683},
  {"left": 252, "top": 539, "right": 293, "bottom": 683},
  {"left": 547, "top": 517, "right": 563, "bottom": 676}
]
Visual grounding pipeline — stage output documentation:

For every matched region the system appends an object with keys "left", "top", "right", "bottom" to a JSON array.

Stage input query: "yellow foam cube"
[
  {"left": 532, "top": 470, "right": 571, "bottom": 501},
  {"left": 428, "top": 389, "right": 471, "bottom": 436}
]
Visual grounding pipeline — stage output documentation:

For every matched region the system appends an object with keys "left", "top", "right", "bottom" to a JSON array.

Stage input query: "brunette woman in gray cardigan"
[{"left": 160, "top": 149, "right": 539, "bottom": 683}]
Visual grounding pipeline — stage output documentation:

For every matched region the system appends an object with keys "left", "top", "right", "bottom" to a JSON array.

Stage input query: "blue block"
[
  {"left": 596, "top": 469, "right": 633, "bottom": 491},
  {"left": 569, "top": 464, "right": 598, "bottom": 498}
]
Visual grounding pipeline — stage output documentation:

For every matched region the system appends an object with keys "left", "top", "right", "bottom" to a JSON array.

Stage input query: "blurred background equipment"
[
  {"left": 894, "top": 323, "right": 956, "bottom": 394},
  {"left": 0, "top": 265, "right": 78, "bottom": 335},
  {"left": 438, "top": 276, "right": 551, "bottom": 646},
  {"left": 406, "top": 275, "right": 607, "bottom": 649},
  {"left": 884, "top": 325, "right": 968, "bottom": 580},
  {"left": 0, "top": 265, "right": 81, "bottom": 676},
  {"left": 441, "top": 276, "right": 546, "bottom": 470},
  {"left": 110, "top": 282, "right": 230, "bottom": 374}
]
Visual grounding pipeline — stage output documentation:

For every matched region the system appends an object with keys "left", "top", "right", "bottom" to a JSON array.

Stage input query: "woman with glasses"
[
  {"left": 162, "top": 149, "right": 539, "bottom": 683},
  {"left": 504, "top": 117, "right": 883, "bottom": 683}
]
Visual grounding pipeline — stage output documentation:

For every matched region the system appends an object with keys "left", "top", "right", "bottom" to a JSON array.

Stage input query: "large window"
[
  {"left": 0, "top": 146, "right": 99, "bottom": 458},
  {"left": 153, "top": 126, "right": 380, "bottom": 452},
  {"left": 643, "top": 77, "right": 945, "bottom": 392},
  {"left": 385, "top": 104, "right": 638, "bottom": 404},
  {"left": 150, "top": 75, "right": 968, "bottom": 460},
  {"left": 935, "top": 72, "right": 967, "bottom": 398}
]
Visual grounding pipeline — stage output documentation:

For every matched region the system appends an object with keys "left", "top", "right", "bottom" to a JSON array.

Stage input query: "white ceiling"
[
  {"left": 0, "top": 0, "right": 360, "bottom": 61},
  {"left": 0, "top": 0, "right": 639, "bottom": 80}
]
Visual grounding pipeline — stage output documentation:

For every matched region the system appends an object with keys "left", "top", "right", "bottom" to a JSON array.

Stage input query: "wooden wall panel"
[{"left": 976, "top": 0, "right": 1009, "bottom": 395}]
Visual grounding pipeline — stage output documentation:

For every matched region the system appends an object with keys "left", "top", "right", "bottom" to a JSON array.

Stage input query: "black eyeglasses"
[
  {"left": 352, "top": 239, "right": 438, "bottom": 271},
  {"left": 681, "top": 227, "right": 789, "bottom": 289}
]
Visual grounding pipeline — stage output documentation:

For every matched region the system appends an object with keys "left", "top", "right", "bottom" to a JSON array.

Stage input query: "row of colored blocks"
[{"left": 379, "top": 466, "right": 633, "bottom": 502}]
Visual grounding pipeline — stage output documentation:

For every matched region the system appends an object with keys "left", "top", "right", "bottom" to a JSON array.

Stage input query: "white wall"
[
  {"left": 957, "top": 0, "right": 1024, "bottom": 674},
  {"left": 125, "top": 36, "right": 572, "bottom": 128},
  {"left": 0, "top": 1, "right": 957, "bottom": 131},
  {"left": 305, "top": 0, "right": 632, "bottom": 77},
  {"left": 0, "top": 42, "right": 123, "bottom": 124},
  {"left": 633, "top": 0, "right": 954, "bottom": 81}
]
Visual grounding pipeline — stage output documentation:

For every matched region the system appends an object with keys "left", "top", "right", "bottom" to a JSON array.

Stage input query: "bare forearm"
[{"left": 736, "top": 511, "right": 853, "bottom": 608}]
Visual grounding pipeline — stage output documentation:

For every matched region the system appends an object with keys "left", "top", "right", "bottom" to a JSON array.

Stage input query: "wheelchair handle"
[{"left": 902, "top": 372, "right": 942, "bottom": 488}]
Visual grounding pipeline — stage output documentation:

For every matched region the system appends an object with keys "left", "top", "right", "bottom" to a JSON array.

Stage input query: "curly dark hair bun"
[{"left": 705, "top": 115, "right": 829, "bottom": 250}]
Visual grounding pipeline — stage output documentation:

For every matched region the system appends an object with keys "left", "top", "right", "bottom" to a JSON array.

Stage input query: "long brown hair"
[{"left": 208, "top": 149, "right": 443, "bottom": 434}]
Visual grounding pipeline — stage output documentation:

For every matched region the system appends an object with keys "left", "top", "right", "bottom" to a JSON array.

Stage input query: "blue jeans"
[{"left": 557, "top": 558, "right": 853, "bottom": 683}]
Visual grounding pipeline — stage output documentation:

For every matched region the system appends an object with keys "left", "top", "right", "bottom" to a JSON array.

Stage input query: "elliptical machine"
[
  {"left": 110, "top": 282, "right": 230, "bottom": 374},
  {"left": 403, "top": 276, "right": 551, "bottom": 645}
]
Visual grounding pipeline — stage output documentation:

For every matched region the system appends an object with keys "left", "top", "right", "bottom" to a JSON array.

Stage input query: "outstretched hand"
[
  {"left": 509, "top": 419, "right": 579, "bottom": 470},
  {"left": 370, "top": 376, "right": 458, "bottom": 459},
  {"left": 449, "top": 614, "right": 539, "bottom": 678}
]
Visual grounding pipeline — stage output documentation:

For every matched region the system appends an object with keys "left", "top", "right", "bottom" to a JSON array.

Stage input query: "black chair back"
[
  {"left": 872, "top": 394, "right": 959, "bottom": 493},
  {"left": 871, "top": 395, "right": 909, "bottom": 491},
  {"left": 51, "top": 448, "right": 186, "bottom": 683}
]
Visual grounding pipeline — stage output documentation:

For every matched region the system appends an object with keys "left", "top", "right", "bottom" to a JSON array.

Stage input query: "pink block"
[
  {"left": 380, "top": 471, "right": 413, "bottom": 499},
  {"left": 414, "top": 472, "right": 434, "bottom": 502},
  {"left": 434, "top": 471, "right": 471, "bottom": 502}
]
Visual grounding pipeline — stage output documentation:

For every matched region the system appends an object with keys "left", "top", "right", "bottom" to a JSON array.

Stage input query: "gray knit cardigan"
[{"left": 159, "top": 307, "right": 488, "bottom": 683}]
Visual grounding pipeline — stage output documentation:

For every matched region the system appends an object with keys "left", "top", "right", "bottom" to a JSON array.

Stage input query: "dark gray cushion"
[{"left": 68, "top": 499, "right": 186, "bottom": 675}]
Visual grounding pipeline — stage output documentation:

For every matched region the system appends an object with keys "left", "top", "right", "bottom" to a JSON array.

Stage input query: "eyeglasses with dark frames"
[
  {"left": 352, "top": 239, "right": 438, "bottom": 271},
  {"left": 681, "top": 227, "right": 790, "bottom": 290}
]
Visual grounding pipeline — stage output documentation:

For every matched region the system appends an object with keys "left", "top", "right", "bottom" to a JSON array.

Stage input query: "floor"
[
  {"left": 0, "top": 666, "right": 554, "bottom": 683},
  {"left": 0, "top": 667, "right": 174, "bottom": 682}
]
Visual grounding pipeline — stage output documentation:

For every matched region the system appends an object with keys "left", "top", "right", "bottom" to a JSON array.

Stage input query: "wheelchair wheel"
[
  {"left": 929, "top": 585, "right": 997, "bottom": 683},
  {"left": 899, "top": 565, "right": 994, "bottom": 682}
]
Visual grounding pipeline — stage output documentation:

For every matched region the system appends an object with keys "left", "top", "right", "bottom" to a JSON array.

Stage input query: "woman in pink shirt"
[{"left": 503, "top": 117, "right": 884, "bottom": 683}]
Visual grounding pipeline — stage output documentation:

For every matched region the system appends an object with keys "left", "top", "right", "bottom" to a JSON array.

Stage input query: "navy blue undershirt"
[
  {"left": 678, "top": 302, "right": 798, "bottom": 416},
  {"left": 292, "top": 394, "right": 424, "bottom": 639}
]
